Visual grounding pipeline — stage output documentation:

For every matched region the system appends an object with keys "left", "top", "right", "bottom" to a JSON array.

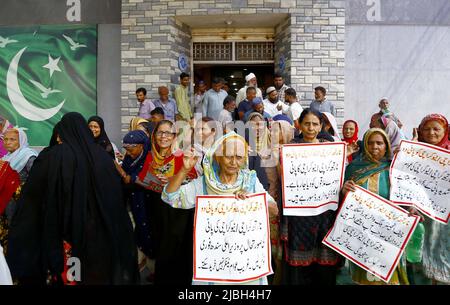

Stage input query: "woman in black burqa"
[
  {"left": 87, "top": 115, "right": 116, "bottom": 159},
  {"left": 6, "top": 112, "right": 139, "bottom": 284}
]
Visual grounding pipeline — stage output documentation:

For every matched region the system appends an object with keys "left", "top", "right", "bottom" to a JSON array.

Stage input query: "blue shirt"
[
  {"left": 309, "top": 98, "right": 336, "bottom": 117},
  {"left": 237, "top": 99, "right": 253, "bottom": 119},
  {"left": 152, "top": 98, "right": 178, "bottom": 122},
  {"left": 201, "top": 89, "right": 228, "bottom": 121}
]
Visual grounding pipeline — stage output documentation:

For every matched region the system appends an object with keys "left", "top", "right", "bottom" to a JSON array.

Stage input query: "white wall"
[{"left": 345, "top": 25, "right": 450, "bottom": 138}]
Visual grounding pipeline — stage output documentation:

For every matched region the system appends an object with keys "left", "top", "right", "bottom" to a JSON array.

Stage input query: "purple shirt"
[{"left": 138, "top": 99, "right": 156, "bottom": 119}]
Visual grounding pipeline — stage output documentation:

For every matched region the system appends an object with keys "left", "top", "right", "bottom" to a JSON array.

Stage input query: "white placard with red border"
[
  {"left": 280, "top": 142, "right": 346, "bottom": 216},
  {"left": 323, "top": 186, "right": 419, "bottom": 283},
  {"left": 193, "top": 193, "right": 273, "bottom": 283},
  {"left": 390, "top": 140, "right": 450, "bottom": 224}
]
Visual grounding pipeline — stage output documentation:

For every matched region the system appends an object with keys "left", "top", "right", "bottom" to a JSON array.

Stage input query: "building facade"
[
  {"left": 1, "top": 0, "right": 449, "bottom": 145},
  {"left": 120, "top": 0, "right": 346, "bottom": 133}
]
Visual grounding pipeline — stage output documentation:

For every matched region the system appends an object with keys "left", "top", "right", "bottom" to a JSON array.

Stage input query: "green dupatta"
[{"left": 343, "top": 128, "right": 409, "bottom": 285}]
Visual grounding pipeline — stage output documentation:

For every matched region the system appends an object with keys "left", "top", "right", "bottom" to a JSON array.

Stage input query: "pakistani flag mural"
[{"left": 0, "top": 25, "right": 97, "bottom": 146}]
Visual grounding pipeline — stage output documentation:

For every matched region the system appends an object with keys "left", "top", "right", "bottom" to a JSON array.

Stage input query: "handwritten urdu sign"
[
  {"left": 193, "top": 193, "right": 272, "bottom": 283},
  {"left": 390, "top": 140, "right": 450, "bottom": 224},
  {"left": 280, "top": 142, "right": 346, "bottom": 216},
  {"left": 323, "top": 186, "right": 419, "bottom": 283}
]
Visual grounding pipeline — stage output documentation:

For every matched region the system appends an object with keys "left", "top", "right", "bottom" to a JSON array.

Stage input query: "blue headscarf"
[
  {"left": 272, "top": 114, "right": 293, "bottom": 125},
  {"left": 121, "top": 130, "right": 150, "bottom": 181}
]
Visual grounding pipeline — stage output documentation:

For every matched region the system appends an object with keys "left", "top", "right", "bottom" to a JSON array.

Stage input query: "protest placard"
[
  {"left": 323, "top": 185, "right": 419, "bottom": 283},
  {"left": 390, "top": 140, "right": 450, "bottom": 224},
  {"left": 193, "top": 193, "right": 272, "bottom": 283},
  {"left": 280, "top": 142, "right": 346, "bottom": 216}
]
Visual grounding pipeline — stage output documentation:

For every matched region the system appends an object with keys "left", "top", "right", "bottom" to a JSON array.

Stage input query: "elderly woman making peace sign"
[{"left": 162, "top": 131, "right": 278, "bottom": 285}]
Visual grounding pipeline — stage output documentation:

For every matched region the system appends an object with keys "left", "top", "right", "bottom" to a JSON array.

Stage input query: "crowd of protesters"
[{"left": 0, "top": 71, "right": 448, "bottom": 286}]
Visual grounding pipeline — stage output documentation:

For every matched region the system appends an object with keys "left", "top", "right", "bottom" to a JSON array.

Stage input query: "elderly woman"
[
  {"left": 0, "top": 128, "right": 38, "bottom": 250},
  {"left": 0, "top": 116, "right": 13, "bottom": 158},
  {"left": 1, "top": 128, "right": 37, "bottom": 192},
  {"left": 162, "top": 132, "right": 278, "bottom": 285},
  {"left": 342, "top": 128, "right": 409, "bottom": 285},
  {"left": 414, "top": 114, "right": 450, "bottom": 285}
]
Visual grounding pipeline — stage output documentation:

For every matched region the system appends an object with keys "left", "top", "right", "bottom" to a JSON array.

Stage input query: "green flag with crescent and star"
[{"left": 0, "top": 24, "right": 97, "bottom": 146}]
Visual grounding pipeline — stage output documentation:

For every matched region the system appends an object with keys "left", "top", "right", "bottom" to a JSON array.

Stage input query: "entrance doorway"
[{"left": 193, "top": 64, "right": 274, "bottom": 97}]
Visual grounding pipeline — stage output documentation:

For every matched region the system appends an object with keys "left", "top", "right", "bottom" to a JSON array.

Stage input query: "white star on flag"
[{"left": 43, "top": 54, "right": 62, "bottom": 77}]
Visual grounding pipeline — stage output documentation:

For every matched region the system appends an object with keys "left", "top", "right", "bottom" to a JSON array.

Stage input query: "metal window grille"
[
  {"left": 193, "top": 42, "right": 232, "bottom": 61},
  {"left": 235, "top": 42, "right": 274, "bottom": 61}
]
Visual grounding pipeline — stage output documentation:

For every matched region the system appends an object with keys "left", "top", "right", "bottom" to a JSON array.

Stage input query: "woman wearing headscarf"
[
  {"left": 135, "top": 119, "right": 198, "bottom": 284},
  {"left": 245, "top": 112, "right": 272, "bottom": 194},
  {"left": 414, "top": 114, "right": 450, "bottom": 284},
  {"left": 0, "top": 128, "right": 38, "bottom": 251},
  {"left": 342, "top": 119, "right": 362, "bottom": 163},
  {"left": 268, "top": 119, "right": 295, "bottom": 284},
  {"left": 6, "top": 112, "right": 138, "bottom": 285},
  {"left": 0, "top": 116, "right": 13, "bottom": 158},
  {"left": 380, "top": 113, "right": 407, "bottom": 158},
  {"left": 162, "top": 131, "right": 278, "bottom": 285},
  {"left": 129, "top": 117, "right": 150, "bottom": 135},
  {"left": 88, "top": 116, "right": 115, "bottom": 159},
  {"left": 322, "top": 112, "right": 341, "bottom": 142},
  {"left": 1, "top": 128, "right": 38, "bottom": 178},
  {"left": 341, "top": 128, "right": 409, "bottom": 285},
  {"left": 281, "top": 109, "right": 341, "bottom": 285},
  {"left": 115, "top": 130, "right": 154, "bottom": 278}
]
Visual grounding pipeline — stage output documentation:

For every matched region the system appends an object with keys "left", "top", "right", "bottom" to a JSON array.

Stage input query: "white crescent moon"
[{"left": 7, "top": 47, "right": 65, "bottom": 121}]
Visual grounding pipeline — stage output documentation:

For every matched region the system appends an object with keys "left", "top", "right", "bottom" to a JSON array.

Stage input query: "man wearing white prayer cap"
[
  {"left": 263, "top": 86, "right": 284, "bottom": 117},
  {"left": 236, "top": 72, "right": 263, "bottom": 106},
  {"left": 245, "top": 72, "right": 256, "bottom": 83}
]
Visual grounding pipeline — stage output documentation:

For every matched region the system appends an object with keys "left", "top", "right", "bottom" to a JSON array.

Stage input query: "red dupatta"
[
  {"left": 136, "top": 139, "right": 197, "bottom": 193},
  {"left": 342, "top": 119, "right": 359, "bottom": 163},
  {"left": 0, "top": 161, "right": 20, "bottom": 214},
  {"left": 418, "top": 114, "right": 450, "bottom": 150}
]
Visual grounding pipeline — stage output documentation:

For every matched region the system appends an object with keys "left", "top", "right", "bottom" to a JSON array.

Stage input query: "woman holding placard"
[
  {"left": 280, "top": 108, "right": 342, "bottom": 285},
  {"left": 415, "top": 114, "right": 450, "bottom": 284},
  {"left": 342, "top": 128, "right": 409, "bottom": 285},
  {"left": 162, "top": 131, "right": 278, "bottom": 285}
]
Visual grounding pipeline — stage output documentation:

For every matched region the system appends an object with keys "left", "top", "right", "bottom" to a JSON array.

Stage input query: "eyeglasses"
[{"left": 155, "top": 131, "right": 176, "bottom": 138}]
